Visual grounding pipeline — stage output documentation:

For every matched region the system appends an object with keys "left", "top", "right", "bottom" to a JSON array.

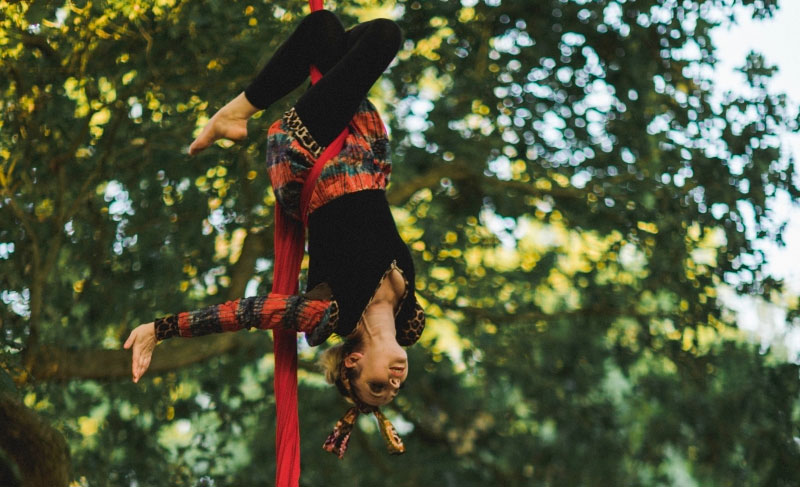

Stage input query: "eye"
[{"left": 369, "top": 382, "right": 386, "bottom": 393}]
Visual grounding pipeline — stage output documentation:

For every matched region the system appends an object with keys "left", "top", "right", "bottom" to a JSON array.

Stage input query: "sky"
[
  {"left": 712, "top": 0, "right": 800, "bottom": 289},
  {"left": 711, "top": 0, "right": 800, "bottom": 357}
]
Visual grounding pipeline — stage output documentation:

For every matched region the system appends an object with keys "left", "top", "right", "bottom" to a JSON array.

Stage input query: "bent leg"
[
  {"left": 245, "top": 10, "right": 348, "bottom": 110},
  {"left": 294, "top": 18, "right": 403, "bottom": 146}
]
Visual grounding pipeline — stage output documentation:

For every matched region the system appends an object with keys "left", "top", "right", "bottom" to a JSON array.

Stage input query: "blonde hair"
[
  {"left": 319, "top": 342, "right": 349, "bottom": 385},
  {"left": 318, "top": 325, "right": 365, "bottom": 398}
]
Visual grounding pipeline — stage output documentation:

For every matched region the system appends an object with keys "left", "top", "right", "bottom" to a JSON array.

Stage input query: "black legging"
[{"left": 244, "top": 10, "right": 402, "bottom": 147}]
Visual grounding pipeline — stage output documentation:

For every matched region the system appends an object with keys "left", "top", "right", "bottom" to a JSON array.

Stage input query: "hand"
[
  {"left": 188, "top": 92, "right": 259, "bottom": 155},
  {"left": 123, "top": 322, "right": 157, "bottom": 383}
]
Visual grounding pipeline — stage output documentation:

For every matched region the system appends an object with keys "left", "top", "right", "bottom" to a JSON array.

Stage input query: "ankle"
[{"left": 224, "top": 92, "right": 260, "bottom": 120}]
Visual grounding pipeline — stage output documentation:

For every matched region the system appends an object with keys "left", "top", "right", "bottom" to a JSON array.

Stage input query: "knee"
[
  {"left": 369, "top": 18, "right": 403, "bottom": 52},
  {"left": 303, "top": 9, "right": 343, "bottom": 33}
]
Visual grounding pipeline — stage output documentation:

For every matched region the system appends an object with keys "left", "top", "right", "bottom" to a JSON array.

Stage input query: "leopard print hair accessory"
[{"left": 322, "top": 363, "right": 405, "bottom": 458}]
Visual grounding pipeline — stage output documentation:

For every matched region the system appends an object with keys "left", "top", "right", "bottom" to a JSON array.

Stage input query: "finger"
[
  {"left": 189, "top": 129, "right": 213, "bottom": 155},
  {"left": 139, "top": 349, "right": 151, "bottom": 373},
  {"left": 139, "top": 353, "right": 148, "bottom": 375},
  {"left": 123, "top": 332, "right": 134, "bottom": 349},
  {"left": 188, "top": 140, "right": 204, "bottom": 156},
  {"left": 141, "top": 356, "right": 152, "bottom": 377},
  {"left": 132, "top": 345, "right": 140, "bottom": 381}
]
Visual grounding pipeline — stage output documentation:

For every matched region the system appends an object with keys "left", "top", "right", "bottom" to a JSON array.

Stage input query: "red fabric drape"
[
  {"left": 308, "top": 0, "right": 324, "bottom": 12},
  {"left": 271, "top": 210, "right": 303, "bottom": 487},
  {"left": 272, "top": 1, "right": 350, "bottom": 485}
]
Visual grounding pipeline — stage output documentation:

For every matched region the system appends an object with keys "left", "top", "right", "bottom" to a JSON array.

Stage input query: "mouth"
[{"left": 389, "top": 366, "right": 405, "bottom": 377}]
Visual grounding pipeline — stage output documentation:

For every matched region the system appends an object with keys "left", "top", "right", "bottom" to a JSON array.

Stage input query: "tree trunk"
[{"left": 0, "top": 392, "right": 71, "bottom": 487}]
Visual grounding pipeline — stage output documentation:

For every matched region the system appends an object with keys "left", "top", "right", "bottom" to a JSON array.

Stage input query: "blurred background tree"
[{"left": 2, "top": 0, "right": 799, "bottom": 485}]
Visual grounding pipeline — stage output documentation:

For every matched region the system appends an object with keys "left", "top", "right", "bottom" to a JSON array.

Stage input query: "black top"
[{"left": 306, "top": 190, "right": 422, "bottom": 344}]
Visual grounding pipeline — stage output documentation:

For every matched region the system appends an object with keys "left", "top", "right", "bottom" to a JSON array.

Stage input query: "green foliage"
[{"left": 2, "top": 0, "right": 799, "bottom": 485}]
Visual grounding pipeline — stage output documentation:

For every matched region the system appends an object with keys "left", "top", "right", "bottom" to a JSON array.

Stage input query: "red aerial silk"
[
  {"left": 308, "top": 0, "right": 324, "bottom": 14},
  {"left": 272, "top": 1, "right": 349, "bottom": 485}
]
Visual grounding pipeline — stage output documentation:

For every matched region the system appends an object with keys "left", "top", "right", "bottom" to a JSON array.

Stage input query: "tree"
[{"left": 2, "top": 0, "right": 798, "bottom": 485}]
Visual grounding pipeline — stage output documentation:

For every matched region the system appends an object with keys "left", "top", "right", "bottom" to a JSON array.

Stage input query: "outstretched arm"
[
  {"left": 123, "top": 287, "right": 336, "bottom": 382},
  {"left": 151, "top": 293, "right": 300, "bottom": 340}
]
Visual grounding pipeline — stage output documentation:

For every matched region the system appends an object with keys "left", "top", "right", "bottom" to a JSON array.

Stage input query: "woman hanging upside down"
[{"left": 123, "top": 10, "right": 425, "bottom": 457}]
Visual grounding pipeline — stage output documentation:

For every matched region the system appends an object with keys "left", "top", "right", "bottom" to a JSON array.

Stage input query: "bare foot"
[{"left": 189, "top": 93, "right": 259, "bottom": 155}]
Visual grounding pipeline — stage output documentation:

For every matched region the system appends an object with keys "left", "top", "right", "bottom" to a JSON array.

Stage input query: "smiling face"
[{"left": 345, "top": 342, "right": 408, "bottom": 407}]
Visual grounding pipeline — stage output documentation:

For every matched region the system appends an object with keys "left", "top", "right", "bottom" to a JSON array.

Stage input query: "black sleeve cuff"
[{"left": 243, "top": 85, "right": 269, "bottom": 111}]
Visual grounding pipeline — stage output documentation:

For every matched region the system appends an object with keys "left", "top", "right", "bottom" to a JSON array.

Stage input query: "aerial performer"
[{"left": 123, "top": 6, "right": 426, "bottom": 482}]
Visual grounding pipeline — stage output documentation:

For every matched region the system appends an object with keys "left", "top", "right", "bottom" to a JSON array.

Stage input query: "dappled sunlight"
[{"left": 3, "top": 0, "right": 800, "bottom": 485}]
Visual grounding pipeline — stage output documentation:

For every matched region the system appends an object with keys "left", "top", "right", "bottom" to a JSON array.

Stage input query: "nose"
[{"left": 389, "top": 377, "right": 401, "bottom": 388}]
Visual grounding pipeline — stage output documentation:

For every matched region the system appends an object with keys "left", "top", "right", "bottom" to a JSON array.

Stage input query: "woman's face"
[{"left": 345, "top": 343, "right": 408, "bottom": 407}]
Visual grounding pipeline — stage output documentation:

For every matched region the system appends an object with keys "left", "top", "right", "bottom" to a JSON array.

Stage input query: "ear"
[{"left": 344, "top": 352, "right": 363, "bottom": 369}]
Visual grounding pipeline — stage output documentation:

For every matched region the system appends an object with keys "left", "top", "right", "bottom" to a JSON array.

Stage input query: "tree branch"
[
  {"left": 387, "top": 162, "right": 586, "bottom": 207},
  {"left": 63, "top": 105, "right": 126, "bottom": 224},
  {"left": 25, "top": 332, "right": 274, "bottom": 382},
  {"left": 20, "top": 32, "right": 58, "bottom": 61},
  {"left": 417, "top": 288, "right": 653, "bottom": 324},
  {"left": 387, "top": 163, "right": 468, "bottom": 206}
]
